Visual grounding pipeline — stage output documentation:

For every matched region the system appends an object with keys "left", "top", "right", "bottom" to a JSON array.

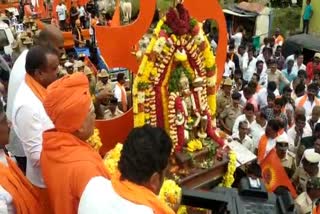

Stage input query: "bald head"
[{"left": 35, "top": 25, "right": 64, "bottom": 55}]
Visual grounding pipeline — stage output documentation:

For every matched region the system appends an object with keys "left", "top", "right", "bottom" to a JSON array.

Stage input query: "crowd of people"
[
  {"left": 215, "top": 24, "right": 320, "bottom": 213},
  {"left": 0, "top": 0, "right": 320, "bottom": 213}
]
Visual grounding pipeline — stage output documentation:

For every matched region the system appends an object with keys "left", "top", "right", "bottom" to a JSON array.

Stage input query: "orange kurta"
[
  {"left": 41, "top": 131, "right": 110, "bottom": 214},
  {"left": 41, "top": 73, "right": 110, "bottom": 213},
  {"left": 0, "top": 157, "right": 40, "bottom": 214}
]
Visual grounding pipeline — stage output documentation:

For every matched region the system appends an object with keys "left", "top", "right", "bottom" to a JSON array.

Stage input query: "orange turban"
[{"left": 44, "top": 73, "right": 91, "bottom": 133}]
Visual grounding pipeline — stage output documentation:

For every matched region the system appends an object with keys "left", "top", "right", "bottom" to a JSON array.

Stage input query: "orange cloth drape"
[
  {"left": 0, "top": 157, "right": 41, "bottom": 214},
  {"left": 298, "top": 94, "right": 320, "bottom": 108},
  {"left": 260, "top": 149, "right": 297, "bottom": 198},
  {"left": 111, "top": 171, "right": 175, "bottom": 214},
  {"left": 117, "top": 82, "right": 127, "bottom": 112},
  {"left": 41, "top": 131, "right": 110, "bottom": 214},
  {"left": 25, "top": 74, "right": 47, "bottom": 102},
  {"left": 257, "top": 134, "right": 268, "bottom": 163}
]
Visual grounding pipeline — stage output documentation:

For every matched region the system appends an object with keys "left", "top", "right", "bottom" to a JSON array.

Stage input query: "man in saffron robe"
[
  {"left": 78, "top": 125, "right": 175, "bottom": 214},
  {"left": 0, "top": 100, "right": 41, "bottom": 213},
  {"left": 12, "top": 46, "right": 60, "bottom": 213},
  {"left": 41, "top": 73, "right": 110, "bottom": 214}
]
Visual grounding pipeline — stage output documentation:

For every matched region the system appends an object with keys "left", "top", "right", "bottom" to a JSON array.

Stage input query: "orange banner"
[{"left": 260, "top": 149, "right": 297, "bottom": 198}]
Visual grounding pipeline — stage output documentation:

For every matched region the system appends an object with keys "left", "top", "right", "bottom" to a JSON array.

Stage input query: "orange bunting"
[{"left": 260, "top": 149, "right": 297, "bottom": 198}]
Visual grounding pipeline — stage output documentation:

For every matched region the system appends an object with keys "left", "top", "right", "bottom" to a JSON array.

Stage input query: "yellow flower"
[
  {"left": 159, "top": 179, "right": 182, "bottom": 208},
  {"left": 221, "top": 150, "right": 237, "bottom": 188},
  {"left": 174, "top": 49, "right": 188, "bottom": 62},
  {"left": 187, "top": 139, "right": 203, "bottom": 152},
  {"left": 146, "top": 37, "right": 157, "bottom": 54},
  {"left": 103, "top": 143, "right": 123, "bottom": 175},
  {"left": 177, "top": 206, "right": 188, "bottom": 214},
  {"left": 87, "top": 128, "right": 102, "bottom": 152}
]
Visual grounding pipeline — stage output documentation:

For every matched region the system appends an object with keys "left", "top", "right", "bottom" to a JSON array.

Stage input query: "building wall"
[{"left": 301, "top": 0, "right": 320, "bottom": 36}]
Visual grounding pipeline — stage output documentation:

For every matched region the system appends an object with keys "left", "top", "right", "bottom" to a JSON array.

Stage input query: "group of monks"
[{"left": 0, "top": 24, "right": 176, "bottom": 214}]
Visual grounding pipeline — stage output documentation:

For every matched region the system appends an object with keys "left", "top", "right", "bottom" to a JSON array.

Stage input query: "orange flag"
[{"left": 260, "top": 149, "right": 297, "bottom": 198}]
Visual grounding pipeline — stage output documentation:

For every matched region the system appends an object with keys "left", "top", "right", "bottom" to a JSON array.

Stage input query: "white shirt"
[
  {"left": 293, "top": 62, "right": 306, "bottom": 72},
  {"left": 56, "top": 4, "right": 67, "bottom": 21},
  {"left": 237, "top": 52, "right": 248, "bottom": 73},
  {"left": 78, "top": 6, "right": 86, "bottom": 17},
  {"left": 232, "top": 114, "right": 256, "bottom": 135},
  {"left": 265, "top": 137, "right": 276, "bottom": 159},
  {"left": 224, "top": 61, "right": 235, "bottom": 77},
  {"left": 250, "top": 121, "right": 267, "bottom": 148},
  {"left": 243, "top": 57, "right": 257, "bottom": 82},
  {"left": 0, "top": 186, "right": 14, "bottom": 214},
  {"left": 78, "top": 176, "right": 153, "bottom": 214},
  {"left": 0, "top": 150, "right": 14, "bottom": 214},
  {"left": 231, "top": 32, "right": 242, "bottom": 49},
  {"left": 114, "top": 83, "right": 127, "bottom": 103},
  {"left": 285, "top": 54, "right": 295, "bottom": 64},
  {"left": 295, "top": 96, "right": 319, "bottom": 117},
  {"left": 12, "top": 81, "right": 54, "bottom": 188},
  {"left": 256, "top": 54, "right": 268, "bottom": 74},
  {"left": 258, "top": 70, "right": 268, "bottom": 88},
  {"left": 232, "top": 133, "right": 255, "bottom": 153},
  {"left": 5, "top": 50, "right": 28, "bottom": 157},
  {"left": 287, "top": 123, "right": 313, "bottom": 153}
]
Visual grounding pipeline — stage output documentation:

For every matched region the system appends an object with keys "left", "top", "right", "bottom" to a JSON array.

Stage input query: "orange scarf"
[
  {"left": 313, "top": 206, "right": 320, "bottom": 214},
  {"left": 298, "top": 94, "right": 320, "bottom": 108},
  {"left": 41, "top": 131, "right": 110, "bottom": 214},
  {"left": 117, "top": 82, "right": 127, "bottom": 112},
  {"left": 0, "top": 156, "right": 41, "bottom": 214},
  {"left": 25, "top": 73, "right": 46, "bottom": 102},
  {"left": 257, "top": 134, "right": 268, "bottom": 163},
  {"left": 111, "top": 171, "right": 174, "bottom": 214}
]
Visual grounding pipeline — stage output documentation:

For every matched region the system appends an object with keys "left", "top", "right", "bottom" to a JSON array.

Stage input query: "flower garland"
[
  {"left": 87, "top": 128, "right": 102, "bottom": 152},
  {"left": 220, "top": 150, "right": 237, "bottom": 188},
  {"left": 104, "top": 143, "right": 123, "bottom": 175},
  {"left": 158, "top": 179, "right": 182, "bottom": 210}
]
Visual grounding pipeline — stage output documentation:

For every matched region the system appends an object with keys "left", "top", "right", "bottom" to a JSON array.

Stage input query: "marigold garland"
[
  {"left": 220, "top": 150, "right": 237, "bottom": 188},
  {"left": 103, "top": 143, "right": 123, "bottom": 175},
  {"left": 87, "top": 128, "right": 102, "bottom": 152},
  {"left": 159, "top": 179, "right": 182, "bottom": 209}
]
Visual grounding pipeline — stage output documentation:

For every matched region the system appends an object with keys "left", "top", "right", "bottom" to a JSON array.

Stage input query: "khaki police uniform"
[
  {"left": 220, "top": 104, "right": 242, "bottom": 131},
  {"left": 104, "top": 107, "right": 123, "bottom": 119},
  {"left": 292, "top": 149, "right": 320, "bottom": 193},
  {"left": 295, "top": 192, "right": 313, "bottom": 214}
]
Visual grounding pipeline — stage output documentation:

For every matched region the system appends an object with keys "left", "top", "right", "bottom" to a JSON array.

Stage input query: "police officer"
[
  {"left": 275, "top": 133, "right": 296, "bottom": 178},
  {"left": 295, "top": 177, "right": 320, "bottom": 214},
  {"left": 292, "top": 149, "right": 320, "bottom": 194},
  {"left": 219, "top": 91, "right": 242, "bottom": 135},
  {"left": 217, "top": 77, "right": 233, "bottom": 117}
]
